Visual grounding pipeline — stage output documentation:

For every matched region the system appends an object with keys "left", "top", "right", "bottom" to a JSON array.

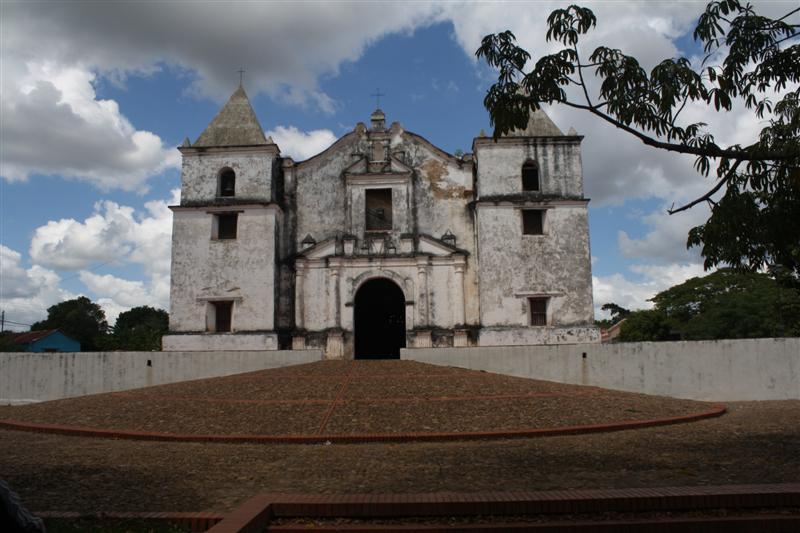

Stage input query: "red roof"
[{"left": 9, "top": 329, "right": 59, "bottom": 345}]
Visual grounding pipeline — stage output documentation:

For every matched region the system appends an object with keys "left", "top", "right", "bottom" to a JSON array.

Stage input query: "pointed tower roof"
[
  {"left": 194, "top": 86, "right": 268, "bottom": 147},
  {"left": 507, "top": 108, "right": 564, "bottom": 137}
]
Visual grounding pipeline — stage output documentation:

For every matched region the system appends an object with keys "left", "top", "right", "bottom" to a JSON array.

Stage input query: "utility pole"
[{"left": 1, "top": 310, "right": 4, "bottom": 332}]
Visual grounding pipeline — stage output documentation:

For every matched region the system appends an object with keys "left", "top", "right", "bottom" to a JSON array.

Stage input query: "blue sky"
[{"left": 2, "top": 1, "right": 783, "bottom": 329}]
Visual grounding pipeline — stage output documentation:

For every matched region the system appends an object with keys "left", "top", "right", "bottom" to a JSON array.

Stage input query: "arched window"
[
  {"left": 218, "top": 168, "right": 236, "bottom": 197},
  {"left": 522, "top": 160, "right": 539, "bottom": 191}
]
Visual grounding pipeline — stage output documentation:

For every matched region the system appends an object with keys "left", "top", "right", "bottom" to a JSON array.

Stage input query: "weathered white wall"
[
  {"left": 0, "top": 349, "right": 322, "bottom": 405},
  {"left": 479, "top": 327, "right": 600, "bottom": 346},
  {"left": 475, "top": 203, "right": 594, "bottom": 328},
  {"left": 161, "top": 333, "right": 278, "bottom": 351},
  {"left": 402, "top": 338, "right": 800, "bottom": 401},
  {"left": 472, "top": 135, "right": 595, "bottom": 345},
  {"left": 169, "top": 206, "right": 278, "bottom": 332},
  {"left": 180, "top": 149, "right": 276, "bottom": 203},
  {"left": 298, "top": 259, "right": 467, "bottom": 333},
  {"left": 474, "top": 139, "right": 584, "bottom": 198}
]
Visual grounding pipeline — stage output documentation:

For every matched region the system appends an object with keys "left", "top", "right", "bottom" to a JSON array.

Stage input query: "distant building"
[
  {"left": 163, "top": 85, "right": 599, "bottom": 358},
  {"left": 8, "top": 330, "right": 80, "bottom": 352},
  {"left": 600, "top": 319, "right": 626, "bottom": 343}
]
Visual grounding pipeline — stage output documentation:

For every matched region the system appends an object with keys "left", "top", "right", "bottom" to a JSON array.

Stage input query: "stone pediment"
[
  {"left": 344, "top": 155, "right": 412, "bottom": 184},
  {"left": 298, "top": 238, "right": 337, "bottom": 259},
  {"left": 418, "top": 234, "right": 460, "bottom": 256},
  {"left": 195, "top": 284, "right": 244, "bottom": 301}
]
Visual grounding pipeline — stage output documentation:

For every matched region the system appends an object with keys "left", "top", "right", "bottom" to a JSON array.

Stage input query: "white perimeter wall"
[
  {"left": 402, "top": 338, "right": 800, "bottom": 401},
  {"left": 0, "top": 349, "right": 322, "bottom": 405}
]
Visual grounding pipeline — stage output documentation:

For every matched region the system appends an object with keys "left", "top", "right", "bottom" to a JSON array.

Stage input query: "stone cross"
[{"left": 371, "top": 88, "right": 385, "bottom": 109}]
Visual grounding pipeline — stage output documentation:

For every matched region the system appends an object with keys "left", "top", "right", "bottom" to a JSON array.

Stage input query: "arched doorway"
[{"left": 354, "top": 278, "right": 406, "bottom": 359}]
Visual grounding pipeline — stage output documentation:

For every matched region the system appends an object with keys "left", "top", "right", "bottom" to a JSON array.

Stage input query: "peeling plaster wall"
[
  {"left": 475, "top": 204, "right": 594, "bottom": 327},
  {"left": 294, "top": 135, "right": 355, "bottom": 245},
  {"left": 298, "top": 259, "right": 465, "bottom": 334},
  {"left": 169, "top": 207, "right": 278, "bottom": 333},
  {"left": 291, "top": 126, "right": 480, "bottom": 342},
  {"left": 162, "top": 333, "right": 278, "bottom": 351},
  {"left": 479, "top": 327, "right": 601, "bottom": 345},
  {"left": 473, "top": 137, "right": 596, "bottom": 345},
  {"left": 180, "top": 150, "right": 276, "bottom": 203},
  {"left": 475, "top": 140, "right": 583, "bottom": 198}
]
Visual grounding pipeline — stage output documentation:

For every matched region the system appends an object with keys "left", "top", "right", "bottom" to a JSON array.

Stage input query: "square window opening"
[
  {"left": 528, "top": 297, "right": 548, "bottom": 326},
  {"left": 366, "top": 189, "right": 392, "bottom": 231},
  {"left": 522, "top": 209, "right": 544, "bottom": 235},
  {"left": 213, "top": 213, "right": 238, "bottom": 239},
  {"left": 209, "top": 301, "right": 233, "bottom": 333},
  {"left": 522, "top": 162, "right": 540, "bottom": 191}
]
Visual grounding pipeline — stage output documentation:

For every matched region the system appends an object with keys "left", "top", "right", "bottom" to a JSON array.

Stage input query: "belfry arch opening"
[{"left": 354, "top": 278, "right": 406, "bottom": 359}]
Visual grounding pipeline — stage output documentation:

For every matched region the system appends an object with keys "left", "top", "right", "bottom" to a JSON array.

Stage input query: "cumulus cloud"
[
  {"left": 443, "top": 1, "right": 789, "bottom": 207},
  {"left": 267, "top": 126, "right": 338, "bottom": 161},
  {"left": 26, "top": 190, "right": 178, "bottom": 323},
  {"left": 3, "top": 2, "right": 443, "bottom": 105},
  {"left": 593, "top": 262, "right": 708, "bottom": 316},
  {"left": 1, "top": 61, "right": 179, "bottom": 190},
  {"left": 79, "top": 272, "right": 165, "bottom": 325},
  {"left": 0, "top": 245, "right": 75, "bottom": 329},
  {"left": 618, "top": 203, "right": 709, "bottom": 264}
]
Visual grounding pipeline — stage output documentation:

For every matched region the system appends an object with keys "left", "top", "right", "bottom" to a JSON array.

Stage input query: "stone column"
[
  {"left": 330, "top": 268, "right": 341, "bottom": 329},
  {"left": 326, "top": 331, "right": 344, "bottom": 359},
  {"left": 414, "top": 330, "right": 432, "bottom": 348},
  {"left": 453, "top": 263, "right": 465, "bottom": 326},
  {"left": 295, "top": 264, "right": 306, "bottom": 330},
  {"left": 416, "top": 263, "right": 428, "bottom": 327}
]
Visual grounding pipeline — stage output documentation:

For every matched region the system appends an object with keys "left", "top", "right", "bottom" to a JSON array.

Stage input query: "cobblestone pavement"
[
  {"left": 0, "top": 361, "right": 797, "bottom": 514},
  {"left": 0, "top": 360, "right": 715, "bottom": 439}
]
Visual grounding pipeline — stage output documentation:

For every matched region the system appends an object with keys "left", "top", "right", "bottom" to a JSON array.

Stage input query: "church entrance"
[{"left": 354, "top": 278, "right": 406, "bottom": 359}]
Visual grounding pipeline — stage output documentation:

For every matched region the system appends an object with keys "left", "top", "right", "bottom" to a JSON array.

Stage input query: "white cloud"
[
  {"left": 442, "top": 1, "right": 790, "bottom": 208},
  {"left": 25, "top": 190, "right": 178, "bottom": 324},
  {"left": 593, "top": 262, "right": 708, "bottom": 316},
  {"left": 79, "top": 272, "right": 162, "bottom": 325},
  {"left": 266, "top": 126, "right": 338, "bottom": 161},
  {"left": 1, "top": 61, "right": 179, "bottom": 190},
  {"left": 3, "top": 2, "right": 443, "bottom": 105},
  {"left": 0, "top": 245, "right": 75, "bottom": 329},
  {"left": 618, "top": 203, "right": 709, "bottom": 264}
]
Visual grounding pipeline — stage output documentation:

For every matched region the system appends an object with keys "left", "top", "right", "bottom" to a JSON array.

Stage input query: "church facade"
[{"left": 161, "top": 86, "right": 600, "bottom": 358}]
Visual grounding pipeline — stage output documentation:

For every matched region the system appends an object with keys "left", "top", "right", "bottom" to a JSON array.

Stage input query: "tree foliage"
[
  {"left": 476, "top": 1, "right": 800, "bottom": 277},
  {"left": 31, "top": 296, "right": 108, "bottom": 351},
  {"left": 111, "top": 306, "right": 168, "bottom": 351},
  {"left": 595, "top": 303, "right": 631, "bottom": 328},
  {"left": 617, "top": 269, "right": 800, "bottom": 341}
]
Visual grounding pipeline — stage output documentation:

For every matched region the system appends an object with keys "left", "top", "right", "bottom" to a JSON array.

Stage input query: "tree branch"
[
  {"left": 668, "top": 159, "right": 742, "bottom": 215},
  {"left": 559, "top": 102, "right": 795, "bottom": 160}
]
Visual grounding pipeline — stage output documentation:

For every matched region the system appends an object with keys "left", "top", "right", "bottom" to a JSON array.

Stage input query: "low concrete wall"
[
  {"left": 402, "top": 338, "right": 800, "bottom": 401},
  {"left": 0, "top": 349, "right": 322, "bottom": 405}
]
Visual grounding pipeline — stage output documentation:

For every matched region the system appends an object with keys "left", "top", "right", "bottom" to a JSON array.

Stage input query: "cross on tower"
[
  {"left": 371, "top": 88, "right": 385, "bottom": 109},
  {"left": 237, "top": 68, "right": 246, "bottom": 86}
]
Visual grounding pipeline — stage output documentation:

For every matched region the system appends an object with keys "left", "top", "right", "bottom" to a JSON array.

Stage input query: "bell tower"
[
  {"left": 472, "top": 109, "right": 599, "bottom": 345},
  {"left": 162, "top": 85, "right": 283, "bottom": 351}
]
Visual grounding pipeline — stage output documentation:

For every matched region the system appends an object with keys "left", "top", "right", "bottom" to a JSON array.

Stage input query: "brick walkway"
[{"left": 0, "top": 360, "right": 722, "bottom": 443}]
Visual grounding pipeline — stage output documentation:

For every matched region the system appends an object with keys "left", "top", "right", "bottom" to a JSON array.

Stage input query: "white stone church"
[{"left": 161, "top": 85, "right": 599, "bottom": 358}]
